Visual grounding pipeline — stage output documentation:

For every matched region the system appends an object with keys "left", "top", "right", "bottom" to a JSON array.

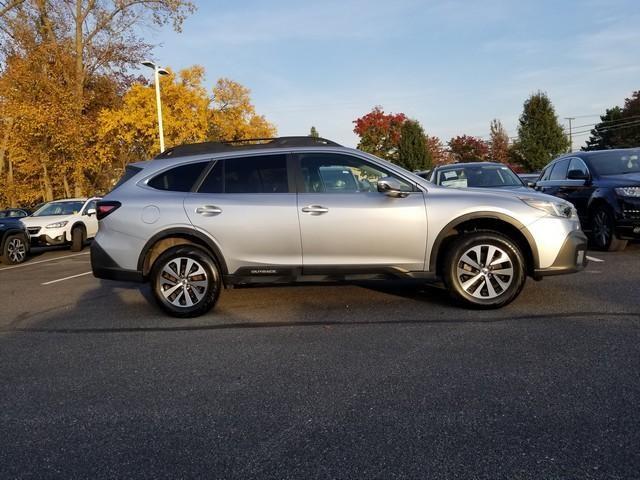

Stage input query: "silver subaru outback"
[{"left": 91, "top": 137, "right": 588, "bottom": 317}]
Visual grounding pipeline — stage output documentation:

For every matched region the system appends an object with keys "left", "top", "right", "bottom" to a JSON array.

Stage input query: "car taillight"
[{"left": 96, "top": 201, "right": 121, "bottom": 220}]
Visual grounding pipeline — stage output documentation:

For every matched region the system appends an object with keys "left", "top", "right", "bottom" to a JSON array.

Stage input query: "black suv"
[
  {"left": 535, "top": 148, "right": 640, "bottom": 251},
  {"left": 0, "top": 216, "right": 30, "bottom": 264}
]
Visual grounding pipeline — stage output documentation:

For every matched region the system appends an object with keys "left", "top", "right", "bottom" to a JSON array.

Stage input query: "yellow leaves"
[{"left": 96, "top": 67, "right": 277, "bottom": 169}]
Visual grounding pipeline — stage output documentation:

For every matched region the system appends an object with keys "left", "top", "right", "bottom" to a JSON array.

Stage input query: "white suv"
[{"left": 22, "top": 198, "right": 100, "bottom": 251}]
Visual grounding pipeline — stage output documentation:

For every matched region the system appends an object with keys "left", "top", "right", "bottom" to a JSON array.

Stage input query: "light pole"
[{"left": 142, "top": 60, "right": 170, "bottom": 153}]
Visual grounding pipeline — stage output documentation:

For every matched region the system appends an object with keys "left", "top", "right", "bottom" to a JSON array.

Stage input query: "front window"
[
  {"left": 587, "top": 150, "right": 640, "bottom": 176},
  {"left": 436, "top": 165, "right": 523, "bottom": 188},
  {"left": 299, "top": 153, "right": 413, "bottom": 193},
  {"left": 32, "top": 201, "right": 84, "bottom": 217}
]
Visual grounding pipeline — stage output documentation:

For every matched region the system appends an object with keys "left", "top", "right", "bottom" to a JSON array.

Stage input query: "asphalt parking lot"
[{"left": 1, "top": 244, "right": 639, "bottom": 479}]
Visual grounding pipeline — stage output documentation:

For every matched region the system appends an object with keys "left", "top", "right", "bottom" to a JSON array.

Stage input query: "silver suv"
[{"left": 91, "top": 137, "right": 588, "bottom": 317}]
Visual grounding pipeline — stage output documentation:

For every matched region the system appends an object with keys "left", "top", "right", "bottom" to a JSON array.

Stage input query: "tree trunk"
[
  {"left": 8, "top": 156, "right": 16, "bottom": 207},
  {"left": 42, "top": 163, "right": 53, "bottom": 201},
  {"left": 0, "top": 117, "right": 13, "bottom": 177},
  {"left": 63, "top": 174, "right": 71, "bottom": 198}
]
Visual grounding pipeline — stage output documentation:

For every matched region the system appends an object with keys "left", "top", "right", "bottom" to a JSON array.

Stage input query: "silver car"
[{"left": 91, "top": 137, "right": 588, "bottom": 317}]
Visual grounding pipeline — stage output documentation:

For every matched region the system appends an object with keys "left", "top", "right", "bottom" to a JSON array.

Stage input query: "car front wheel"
[
  {"left": 2, "top": 234, "right": 28, "bottom": 265},
  {"left": 443, "top": 231, "right": 526, "bottom": 309},
  {"left": 150, "top": 245, "right": 222, "bottom": 318},
  {"left": 590, "top": 206, "right": 627, "bottom": 252}
]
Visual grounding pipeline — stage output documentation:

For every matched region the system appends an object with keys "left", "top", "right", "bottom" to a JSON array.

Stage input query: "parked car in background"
[
  {"left": 0, "top": 216, "right": 29, "bottom": 264},
  {"left": 428, "top": 162, "right": 533, "bottom": 192},
  {"left": 0, "top": 208, "right": 30, "bottom": 218},
  {"left": 415, "top": 169, "right": 432, "bottom": 180},
  {"left": 91, "top": 136, "right": 587, "bottom": 318},
  {"left": 535, "top": 148, "right": 640, "bottom": 251},
  {"left": 21, "top": 198, "right": 101, "bottom": 251}
]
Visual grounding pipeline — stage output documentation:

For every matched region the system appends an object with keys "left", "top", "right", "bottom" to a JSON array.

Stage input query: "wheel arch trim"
[
  {"left": 428, "top": 211, "right": 540, "bottom": 272},
  {"left": 136, "top": 227, "right": 228, "bottom": 276}
]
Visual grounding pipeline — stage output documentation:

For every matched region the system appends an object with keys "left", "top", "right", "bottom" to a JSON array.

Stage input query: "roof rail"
[{"left": 154, "top": 136, "right": 342, "bottom": 159}]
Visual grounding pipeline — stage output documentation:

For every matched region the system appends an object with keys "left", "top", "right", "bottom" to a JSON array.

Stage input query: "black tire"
[
  {"left": 443, "top": 231, "right": 526, "bottom": 309},
  {"left": 150, "top": 245, "right": 222, "bottom": 318},
  {"left": 1, "top": 234, "right": 28, "bottom": 265},
  {"left": 70, "top": 226, "right": 86, "bottom": 252},
  {"left": 589, "top": 206, "right": 627, "bottom": 252}
]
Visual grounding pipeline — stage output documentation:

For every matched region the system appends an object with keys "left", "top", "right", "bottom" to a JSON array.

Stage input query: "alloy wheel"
[
  {"left": 159, "top": 257, "right": 209, "bottom": 308},
  {"left": 456, "top": 244, "right": 514, "bottom": 299},
  {"left": 592, "top": 210, "right": 611, "bottom": 247},
  {"left": 7, "top": 238, "right": 26, "bottom": 263}
]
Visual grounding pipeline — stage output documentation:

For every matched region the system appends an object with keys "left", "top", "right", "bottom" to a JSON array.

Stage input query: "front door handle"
[
  {"left": 301, "top": 205, "right": 329, "bottom": 215},
  {"left": 195, "top": 205, "right": 222, "bottom": 216}
]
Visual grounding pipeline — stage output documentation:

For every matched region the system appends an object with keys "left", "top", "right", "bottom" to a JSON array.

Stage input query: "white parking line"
[
  {"left": 586, "top": 256, "right": 605, "bottom": 263},
  {"left": 0, "top": 252, "right": 90, "bottom": 271},
  {"left": 41, "top": 271, "right": 93, "bottom": 286}
]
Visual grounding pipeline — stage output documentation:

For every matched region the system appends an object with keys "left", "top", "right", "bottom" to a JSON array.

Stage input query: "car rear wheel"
[
  {"left": 70, "top": 226, "right": 86, "bottom": 252},
  {"left": 150, "top": 245, "right": 221, "bottom": 318},
  {"left": 443, "top": 231, "right": 526, "bottom": 309},
  {"left": 2, "top": 234, "right": 28, "bottom": 264},
  {"left": 589, "top": 206, "right": 627, "bottom": 252}
]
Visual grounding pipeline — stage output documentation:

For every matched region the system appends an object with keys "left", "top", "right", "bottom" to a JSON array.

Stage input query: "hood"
[
  {"left": 21, "top": 214, "right": 72, "bottom": 227},
  {"left": 430, "top": 183, "right": 567, "bottom": 204}
]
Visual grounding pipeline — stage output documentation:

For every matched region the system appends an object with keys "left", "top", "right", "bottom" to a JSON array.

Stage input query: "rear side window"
[
  {"left": 198, "top": 155, "right": 289, "bottom": 194},
  {"left": 549, "top": 159, "right": 570, "bottom": 180},
  {"left": 148, "top": 161, "right": 209, "bottom": 192},
  {"left": 111, "top": 165, "right": 142, "bottom": 191}
]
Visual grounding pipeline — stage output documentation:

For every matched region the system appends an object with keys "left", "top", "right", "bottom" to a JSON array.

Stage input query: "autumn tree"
[
  {"left": 489, "top": 119, "right": 509, "bottom": 163},
  {"left": 208, "top": 78, "right": 276, "bottom": 141},
  {"left": 426, "top": 135, "right": 453, "bottom": 166},
  {"left": 398, "top": 119, "right": 431, "bottom": 171},
  {"left": 353, "top": 106, "right": 406, "bottom": 161},
  {"left": 448, "top": 135, "right": 489, "bottom": 162},
  {"left": 0, "top": 0, "right": 195, "bottom": 200},
  {"left": 96, "top": 67, "right": 277, "bottom": 189},
  {"left": 517, "top": 91, "right": 569, "bottom": 171},
  {"left": 585, "top": 91, "right": 640, "bottom": 150}
]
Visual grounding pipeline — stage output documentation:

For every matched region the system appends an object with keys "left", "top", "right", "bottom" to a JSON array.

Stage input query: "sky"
[{"left": 144, "top": 0, "right": 640, "bottom": 148}]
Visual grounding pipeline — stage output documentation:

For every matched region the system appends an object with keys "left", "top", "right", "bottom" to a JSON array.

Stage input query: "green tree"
[
  {"left": 398, "top": 119, "right": 431, "bottom": 171},
  {"left": 517, "top": 91, "right": 569, "bottom": 171},
  {"left": 584, "top": 91, "right": 640, "bottom": 150},
  {"left": 309, "top": 126, "right": 319, "bottom": 138}
]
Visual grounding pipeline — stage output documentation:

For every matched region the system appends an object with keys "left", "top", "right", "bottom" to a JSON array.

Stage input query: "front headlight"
[
  {"left": 615, "top": 187, "right": 640, "bottom": 197},
  {"left": 520, "top": 197, "right": 576, "bottom": 218},
  {"left": 45, "top": 221, "right": 68, "bottom": 229}
]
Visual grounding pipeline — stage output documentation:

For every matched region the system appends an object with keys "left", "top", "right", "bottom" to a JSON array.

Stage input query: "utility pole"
[{"left": 564, "top": 117, "right": 575, "bottom": 152}]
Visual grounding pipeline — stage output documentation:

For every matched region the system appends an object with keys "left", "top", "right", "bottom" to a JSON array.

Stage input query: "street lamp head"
[
  {"left": 157, "top": 68, "right": 170, "bottom": 76},
  {"left": 141, "top": 60, "right": 156, "bottom": 69}
]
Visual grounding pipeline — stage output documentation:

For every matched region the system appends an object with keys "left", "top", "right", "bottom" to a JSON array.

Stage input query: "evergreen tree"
[
  {"left": 517, "top": 91, "right": 569, "bottom": 171},
  {"left": 398, "top": 119, "right": 431, "bottom": 171},
  {"left": 489, "top": 119, "right": 509, "bottom": 163},
  {"left": 584, "top": 92, "right": 640, "bottom": 150},
  {"left": 309, "top": 126, "right": 319, "bottom": 138}
]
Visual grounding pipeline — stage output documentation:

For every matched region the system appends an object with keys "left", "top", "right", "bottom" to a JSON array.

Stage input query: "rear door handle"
[
  {"left": 301, "top": 205, "right": 329, "bottom": 215},
  {"left": 195, "top": 205, "right": 222, "bottom": 216}
]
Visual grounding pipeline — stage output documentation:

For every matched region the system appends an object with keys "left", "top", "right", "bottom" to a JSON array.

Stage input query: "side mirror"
[
  {"left": 526, "top": 181, "right": 536, "bottom": 188},
  {"left": 567, "top": 169, "right": 589, "bottom": 182},
  {"left": 377, "top": 177, "right": 409, "bottom": 198},
  {"left": 86, "top": 208, "right": 96, "bottom": 216}
]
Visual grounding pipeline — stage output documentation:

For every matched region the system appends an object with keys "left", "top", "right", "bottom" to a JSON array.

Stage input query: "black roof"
[{"left": 155, "top": 136, "right": 342, "bottom": 159}]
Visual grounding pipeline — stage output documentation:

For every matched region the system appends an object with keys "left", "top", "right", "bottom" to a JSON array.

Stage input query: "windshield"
[
  {"left": 587, "top": 150, "right": 640, "bottom": 176},
  {"left": 436, "top": 165, "right": 523, "bottom": 188},
  {"left": 32, "top": 201, "right": 84, "bottom": 217}
]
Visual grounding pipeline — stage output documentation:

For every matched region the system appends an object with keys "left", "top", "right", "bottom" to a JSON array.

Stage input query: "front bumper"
[
  {"left": 91, "top": 241, "right": 144, "bottom": 283},
  {"left": 533, "top": 230, "right": 588, "bottom": 278}
]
